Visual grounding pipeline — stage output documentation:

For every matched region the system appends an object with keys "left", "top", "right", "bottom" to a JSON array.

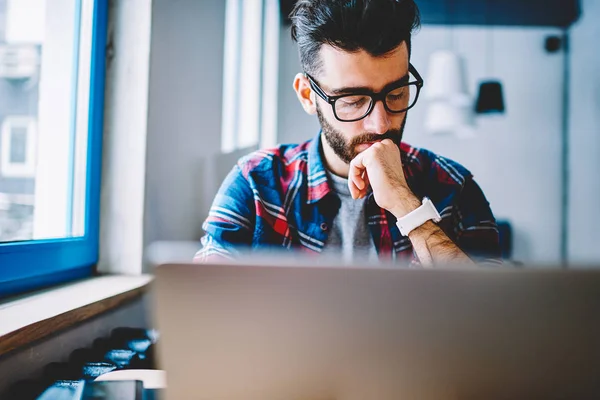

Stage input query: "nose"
[{"left": 363, "top": 99, "right": 391, "bottom": 135}]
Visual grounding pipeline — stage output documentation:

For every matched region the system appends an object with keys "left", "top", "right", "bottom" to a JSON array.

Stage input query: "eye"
[
  {"left": 387, "top": 93, "right": 405, "bottom": 101},
  {"left": 387, "top": 87, "right": 407, "bottom": 99},
  {"left": 338, "top": 96, "right": 369, "bottom": 108}
]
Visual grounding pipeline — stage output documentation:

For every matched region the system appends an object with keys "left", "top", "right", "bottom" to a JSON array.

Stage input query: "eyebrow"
[{"left": 327, "top": 73, "right": 410, "bottom": 96}]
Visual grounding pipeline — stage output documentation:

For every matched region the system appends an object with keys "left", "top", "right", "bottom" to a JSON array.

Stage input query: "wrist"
[
  {"left": 395, "top": 196, "right": 442, "bottom": 237},
  {"left": 408, "top": 220, "right": 439, "bottom": 240},
  {"left": 389, "top": 187, "right": 421, "bottom": 219}
]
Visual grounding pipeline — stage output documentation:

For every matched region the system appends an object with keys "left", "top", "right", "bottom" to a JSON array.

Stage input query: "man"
[{"left": 195, "top": 0, "right": 501, "bottom": 266}]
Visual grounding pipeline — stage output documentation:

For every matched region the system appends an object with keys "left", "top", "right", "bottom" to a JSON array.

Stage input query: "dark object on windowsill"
[
  {"left": 497, "top": 220, "right": 512, "bottom": 260},
  {"left": 6, "top": 327, "right": 159, "bottom": 400},
  {"left": 81, "top": 380, "right": 144, "bottom": 400},
  {"left": 37, "top": 380, "right": 147, "bottom": 400},
  {"left": 82, "top": 362, "right": 118, "bottom": 381}
]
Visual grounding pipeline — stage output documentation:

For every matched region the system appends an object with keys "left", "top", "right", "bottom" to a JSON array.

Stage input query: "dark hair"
[{"left": 290, "top": 0, "right": 420, "bottom": 76}]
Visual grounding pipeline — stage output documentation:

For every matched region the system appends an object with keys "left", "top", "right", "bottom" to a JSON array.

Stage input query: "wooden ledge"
[{"left": 0, "top": 275, "right": 152, "bottom": 356}]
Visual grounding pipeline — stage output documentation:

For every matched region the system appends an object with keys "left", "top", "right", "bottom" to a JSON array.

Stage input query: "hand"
[
  {"left": 348, "top": 139, "right": 420, "bottom": 218},
  {"left": 348, "top": 139, "right": 473, "bottom": 265}
]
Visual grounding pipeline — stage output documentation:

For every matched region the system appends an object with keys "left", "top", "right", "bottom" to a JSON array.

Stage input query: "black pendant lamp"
[
  {"left": 475, "top": 1, "right": 506, "bottom": 115},
  {"left": 475, "top": 80, "right": 505, "bottom": 114}
]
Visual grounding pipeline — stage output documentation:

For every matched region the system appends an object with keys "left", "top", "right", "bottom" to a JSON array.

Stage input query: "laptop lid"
[{"left": 153, "top": 260, "right": 600, "bottom": 399}]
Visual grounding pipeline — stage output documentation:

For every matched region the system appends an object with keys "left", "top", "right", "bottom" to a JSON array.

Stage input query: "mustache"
[{"left": 350, "top": 130, "right": 402, "bottom": 146}]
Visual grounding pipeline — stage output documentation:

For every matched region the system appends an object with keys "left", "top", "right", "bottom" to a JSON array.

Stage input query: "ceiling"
[{"left": 280, "top": 0, "right": 580, "bottom": 28}]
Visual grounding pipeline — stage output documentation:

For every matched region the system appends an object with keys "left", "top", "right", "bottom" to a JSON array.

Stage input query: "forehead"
[{"left": 317, "top": 43, "right": 409, "bottom": 92}]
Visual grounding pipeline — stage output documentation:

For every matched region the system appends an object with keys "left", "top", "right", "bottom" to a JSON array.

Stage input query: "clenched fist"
[{"left": 348, "top": 138, "right": 420, "bottom": 219}]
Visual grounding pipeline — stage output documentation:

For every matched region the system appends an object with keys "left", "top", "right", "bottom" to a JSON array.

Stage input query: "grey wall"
[
  {"left": 567, "top": 0, "right": 600, "bottom": 264},
  {"left": 277, "top": 15, "right": 599, "bottom": 265},
  {"left": 277, "top": 25, "right": 320, "bottom": 145},
  {"left": 144, "top": 0, "right": 227, "bottom": 250}
]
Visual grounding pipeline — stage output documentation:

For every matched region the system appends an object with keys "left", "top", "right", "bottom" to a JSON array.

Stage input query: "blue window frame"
[{"left": 0, "top": 0, "right": 108, "bottom": 298}]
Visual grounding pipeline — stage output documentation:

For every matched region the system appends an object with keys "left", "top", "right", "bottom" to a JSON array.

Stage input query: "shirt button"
[{"left": 320, "top": 223, "right": 328, "bottom": 231}]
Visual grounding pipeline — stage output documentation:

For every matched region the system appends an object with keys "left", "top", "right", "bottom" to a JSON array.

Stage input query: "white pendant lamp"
[{"left": 424, "top": 50, "right": 475, "bottom": 137}]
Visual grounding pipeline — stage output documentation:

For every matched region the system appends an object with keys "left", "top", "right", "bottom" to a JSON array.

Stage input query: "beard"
[{"left": 316, "top": 103, "right": 407, "bottom": 164}]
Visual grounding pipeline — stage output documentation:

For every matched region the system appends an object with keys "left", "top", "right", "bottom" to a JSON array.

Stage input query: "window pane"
[
  {"left": 0, "top": 0, "right": 93, "bottom": 242},
  {"left": 9, "top": 126, "right": 27, "bottom": 163}
]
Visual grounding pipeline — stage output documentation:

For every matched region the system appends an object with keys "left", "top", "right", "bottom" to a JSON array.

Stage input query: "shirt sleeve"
[
  {"left": 193, "top": 164, "right": 256, "bottom": 262},
  {"left": 454, "top": 177, "right": 503, "bottom": 265}
]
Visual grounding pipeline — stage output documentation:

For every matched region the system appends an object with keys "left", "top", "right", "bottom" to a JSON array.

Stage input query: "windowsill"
[{"left": 0, "top": 274, "right": 152, "bottom": 357}]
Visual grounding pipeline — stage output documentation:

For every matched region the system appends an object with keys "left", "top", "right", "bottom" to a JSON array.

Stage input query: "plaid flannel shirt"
[{"left": 195, "top": 133, "right": 501, "bottom": 264}]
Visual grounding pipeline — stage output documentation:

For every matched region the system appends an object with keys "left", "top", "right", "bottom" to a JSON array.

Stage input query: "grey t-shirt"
[{"left": 321, "top": 170, "right": 379, "bottom": 262}]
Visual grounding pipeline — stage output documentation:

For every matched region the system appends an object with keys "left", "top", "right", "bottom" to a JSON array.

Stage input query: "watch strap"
[{"left": 395, "top": 197, "right": 441, "bottom": 236}]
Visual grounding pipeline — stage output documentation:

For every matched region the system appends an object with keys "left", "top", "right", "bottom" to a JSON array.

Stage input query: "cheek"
[
  {"left": 394, "top": 113, "right": 407, "bottom": 127},
  {"left": 320, "top": 104, "right": 367, "bottom": 140},
  {"left": 325, "top": 110, "right": 359, "bottom": 137},
  {"left": 339, "top": 123, "right": 365, "bottom": 142}
]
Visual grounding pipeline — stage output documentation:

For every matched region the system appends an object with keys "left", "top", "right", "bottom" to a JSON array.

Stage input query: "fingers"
[
  {"left": 360, "top": 171, "right": 370, "bottom": 199},
  {"left": 348, "top": 153, "right": 366, "bottom": 199},
  {"left": 349, "top": 173, "right": 364, "bottom": 199},
  {"left": 348, "top": 138, "right": 404, "bottom": 200}
]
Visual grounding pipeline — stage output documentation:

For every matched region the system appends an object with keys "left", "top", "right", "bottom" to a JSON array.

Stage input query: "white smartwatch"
[{"left": 395, "top": 197, "right": 442, "bottom": 236}]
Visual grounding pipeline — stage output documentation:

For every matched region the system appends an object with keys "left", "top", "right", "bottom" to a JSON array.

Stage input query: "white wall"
[
  {"left": 99, "top": 0, "right": 152, "bottom": 275},
  {"left": 567, "top": 0, "right": 600, "bottom": 265},
  {"left": 144, "top": 0, "right": 227, "bottom": 250},
  {"left": 407, "top": 27, "right": 564, "bottom": 265}
]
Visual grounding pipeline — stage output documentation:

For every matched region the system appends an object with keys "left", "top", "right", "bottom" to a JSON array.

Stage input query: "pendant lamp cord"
[
  {"left": 485, "top": 0, "right": 493, "bottom": 77},
  {"left": 560, "top": 29, "right": 570, "bottom": 266}
]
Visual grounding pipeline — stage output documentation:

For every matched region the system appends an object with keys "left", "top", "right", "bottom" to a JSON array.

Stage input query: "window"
[
  {"left": 0, "top": 0, "right": 107, "bottom": 297},
  {"left": 221, "top": 0, "right": 280, "bottom": 153},
  {"left": 1, "top": 116, "right": 37, "bottom": 178}
]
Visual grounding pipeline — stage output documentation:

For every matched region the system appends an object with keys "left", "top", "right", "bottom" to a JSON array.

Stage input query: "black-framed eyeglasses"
[{"left": 305, "top": 63, "right": 424, "bottom": 122}]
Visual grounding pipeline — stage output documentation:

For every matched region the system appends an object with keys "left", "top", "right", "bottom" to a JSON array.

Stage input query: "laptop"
[{"left": 152, "top": 257, "right": 600, "bottom": 399}]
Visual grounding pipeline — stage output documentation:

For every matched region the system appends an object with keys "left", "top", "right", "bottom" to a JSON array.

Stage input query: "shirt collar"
[{"left": 306, "top": 132, "right": 332, "bottom": 204}]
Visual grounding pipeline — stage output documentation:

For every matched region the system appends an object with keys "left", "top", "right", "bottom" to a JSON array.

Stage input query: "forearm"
[
  {"left": 389, "top": 189, "right": 474, "bottom": 267},
  {"left": 407, "top": 221, "right": 474, "bottom": 267}
]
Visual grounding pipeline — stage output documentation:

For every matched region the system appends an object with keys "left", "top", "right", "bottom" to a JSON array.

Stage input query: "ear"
[{"left": 293, "top": 73, "right": 317, "bottom": 115}]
